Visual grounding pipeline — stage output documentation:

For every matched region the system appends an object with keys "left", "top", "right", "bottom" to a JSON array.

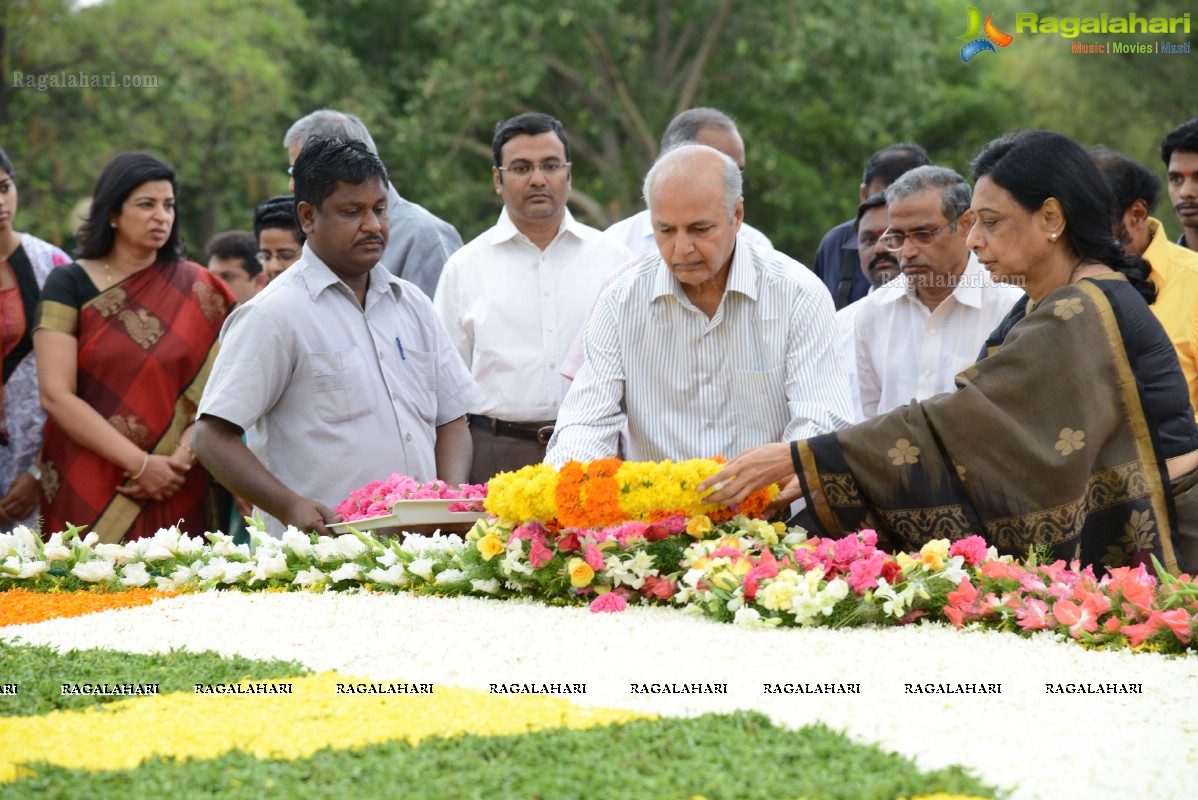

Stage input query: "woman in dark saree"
[
  {"left": 703, "top": 131, "right": 1198, "bottom": 576},
  {"left": 33, "top": 153, "right": 235, "bottom": 543}
]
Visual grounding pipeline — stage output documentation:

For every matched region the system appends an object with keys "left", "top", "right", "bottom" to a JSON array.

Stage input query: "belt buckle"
[
  {"left": 488, "top": 416, "right": 500, "bottom": 435},
  {"left": 536, "top": 425, "right": 554, "bottom": 446}
]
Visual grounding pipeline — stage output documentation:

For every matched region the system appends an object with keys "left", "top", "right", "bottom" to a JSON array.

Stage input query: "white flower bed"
[{"left": 4, "top": 590, "right": 1195, "bottom": 800}]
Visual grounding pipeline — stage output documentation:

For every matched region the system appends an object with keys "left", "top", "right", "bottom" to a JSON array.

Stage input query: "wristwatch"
[{"left": 27, "top": 463, "right": 42, "bottom": 482}]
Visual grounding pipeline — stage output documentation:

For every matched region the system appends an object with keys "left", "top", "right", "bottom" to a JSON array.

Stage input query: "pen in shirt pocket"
[{"left": 396, "top": 336, "right": 406, "bottom": 360}]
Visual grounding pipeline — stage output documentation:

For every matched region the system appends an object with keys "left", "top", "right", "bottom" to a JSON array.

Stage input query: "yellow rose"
[
  {"left": 568, "top": 557, "right": 595, "bottom": 588},
  {"left": 476, "top": 533, "right": 506, "bottom": 561},
  {"left": 710, "top": 570, "right": 740, "bottom": 592},
  {"left": 717, "top": 536, "right": 742, "bottom": 551},
  {"left": 895, "top": 552, "right": 916, "bottom": 571},
  {"left": 920, "top": 539, "right": 950, "bottom": 570},
  {"left": 686, "top": 515, "right": 714, "bottom": 538}
]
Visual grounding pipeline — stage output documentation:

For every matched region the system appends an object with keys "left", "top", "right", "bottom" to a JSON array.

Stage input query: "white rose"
[
  {"left": 294, "top": 567, "right": 326, "bottom": 587},
  {"left": 251, "top": 552, "right": 291, "bottom": 583},
  {"left": 71, "top": 561, "right": 116, "bottom": 583},
  {"left": 331, "top": 534, "right": 368, "bottom": 560},
  {"left": 470, "top": 578, "right": 501, "bottom": 594},
  {"left": 281, "top": 528, "right": 315, "bottom": 558},
  {"left": 366, "top": 564, "right": 408, "bottom": 587},
  {"left": 121, "top": 562, "right": 152, "bottom": 587},
  {"left": 435, "top": 568, "right": 467, "bottom": 584},
  {"left": 42, "top": 532, "right": 72, "bottom": 562},
  {"left": 407, "top": 558, "right": 435, "bottom": 581},
  {"left": 329, "top": 563, "right": 363, "bottom": 583}
]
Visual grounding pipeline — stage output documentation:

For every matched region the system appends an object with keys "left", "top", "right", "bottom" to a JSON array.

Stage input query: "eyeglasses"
[
  {"left": 879, "top": 223, "right": 949, "bottom": 252},
  {"left": 256, "top": 250, "right": 300, "bottom": 267},
  {"left": 497, "top": 161, "right": 571, "bottom": 177}
]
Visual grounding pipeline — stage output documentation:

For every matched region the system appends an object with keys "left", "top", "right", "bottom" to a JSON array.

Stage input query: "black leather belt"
[{"left": 469, "top": 414, "right": 555, "bottom": 445}]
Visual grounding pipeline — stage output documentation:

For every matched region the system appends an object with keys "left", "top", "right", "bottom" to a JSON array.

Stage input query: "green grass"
[
  {"left": 0, "top": 640, "right": 308, "bottom": 716},
  {"left": 0, "top": 711, "right": 1004, "bottom": 799}
]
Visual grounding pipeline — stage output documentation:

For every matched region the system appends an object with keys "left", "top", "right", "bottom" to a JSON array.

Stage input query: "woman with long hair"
[{"left": 33, "top": 152, "right": 235, "bottom": 542}]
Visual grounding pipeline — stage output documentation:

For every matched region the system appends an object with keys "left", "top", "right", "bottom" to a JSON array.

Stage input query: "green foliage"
[
  {"left": 1, "top": 0, "right": 386, "bottom": 255},
  {"left": 3, "top": 1, "right": 1187, "bottom": 263},
  {"left": 0, "top": 640, "right": 308, "bottom": 716},
  {"left": 0, "top": 711, "right": 1003, "bottom": 799}
]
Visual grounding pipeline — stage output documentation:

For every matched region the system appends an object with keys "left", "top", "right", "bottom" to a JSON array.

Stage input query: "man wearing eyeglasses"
[
  {"left": 852, "top": 166, "right": 1023, "bottom": 419},
  {"left": 433, "top": 112, "right": 631, "bottom": 484}
]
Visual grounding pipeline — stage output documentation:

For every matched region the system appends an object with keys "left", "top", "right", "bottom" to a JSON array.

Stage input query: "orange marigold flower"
[{"left": 0, "top": 588, "right": 179, "bottom": 627}]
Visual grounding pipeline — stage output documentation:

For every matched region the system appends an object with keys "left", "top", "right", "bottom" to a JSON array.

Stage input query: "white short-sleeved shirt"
[
  {"left": 854, "top": 254, "right": 1024, "bottom": 418},
  {"left": 546, "top": 237, "right": 853, "bottom": 464},
  {"left": 198, "top": 244, "right": 482, "bottom": 535}
]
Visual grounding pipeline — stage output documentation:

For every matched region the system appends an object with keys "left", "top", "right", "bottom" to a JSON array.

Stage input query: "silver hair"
[
  {"left": 660, "top": 107, "right": 738, "bottom": 152},
  {"left": 284, "top": 109, "right": 378, "bottom": 155},
  {"left": 642, "top": 144, "right": 743, "bottom": 221},
  {"left": 884, "top": 165, "right": 972, "bottom": 229}
]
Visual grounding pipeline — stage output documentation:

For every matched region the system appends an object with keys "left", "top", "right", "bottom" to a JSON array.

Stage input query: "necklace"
[{"left": 102, "top": 261, "right": 118, "bottom": 286}]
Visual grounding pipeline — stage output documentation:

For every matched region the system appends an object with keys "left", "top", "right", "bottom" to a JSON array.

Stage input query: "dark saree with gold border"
[
  {"left": 37, "top": 260, "right": 234, "bottom": 543},
  {"left": 796, "top": 275, "right": 1187, "bottom": 576}
]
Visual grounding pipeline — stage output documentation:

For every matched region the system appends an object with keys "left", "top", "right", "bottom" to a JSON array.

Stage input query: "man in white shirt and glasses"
[
  {"left": 853, "top": 166, "right": 1024, "bottom": 419},
  {"left": 433, "top": 112, "right": 630, "bottom": 484}
]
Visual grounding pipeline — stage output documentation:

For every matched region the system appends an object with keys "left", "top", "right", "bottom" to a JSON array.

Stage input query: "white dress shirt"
[
  {"left": 433, "top": 207, "right": 630, "bottom": 422},
  {"left": 604, "top": 208, "right": 772, "bottom": 259},
  {"left": 546, "top": 236, "right": 853, "bottom": 464},
  {"left": 854, "top": 254, "right": 1024, "bottom": 418},
  {"left": 835, "top": 295, "right": 868, "bottom": 423},
  {"left": 198, "top": 244, "right": 482, "bottom": 536}
]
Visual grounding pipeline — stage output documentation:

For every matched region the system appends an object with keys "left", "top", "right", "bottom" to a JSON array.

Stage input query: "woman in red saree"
[{"left": 33, "top": 153, "right": 234, "bottom": 543}]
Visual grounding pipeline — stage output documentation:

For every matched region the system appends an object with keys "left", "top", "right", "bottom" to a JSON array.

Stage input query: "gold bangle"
[{"left": 131, "top": 452, "right": 150, "bottom": 481}]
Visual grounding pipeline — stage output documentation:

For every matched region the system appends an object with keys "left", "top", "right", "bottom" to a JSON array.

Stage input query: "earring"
[
  {"left": 1049, "top": 233, "right": 1058, "bottom": 241},
  {"left": 110, "top": 222, "right": 117, "bottom": 229}
]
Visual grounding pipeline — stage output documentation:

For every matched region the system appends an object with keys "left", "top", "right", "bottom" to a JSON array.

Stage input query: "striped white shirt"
[
  {"left": 854, "top": 253, "right": 1024, "bottom": 418},
  {"left": 546, "top": 237, "right": 853, "bottom": 464}
]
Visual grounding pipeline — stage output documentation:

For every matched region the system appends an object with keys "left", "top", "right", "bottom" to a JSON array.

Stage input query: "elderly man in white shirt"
[
  {"left": 854, "top": 166, "right": 1024, "bottom": 419},
  {"left": 604, "top": 107, "right": 772, "bottom": 258},
  {"left": 433, "top": 112, "right": 630, "bottom": 484},
  {"left": 548, "top": 144, "right": 853, "bottom": 511}
]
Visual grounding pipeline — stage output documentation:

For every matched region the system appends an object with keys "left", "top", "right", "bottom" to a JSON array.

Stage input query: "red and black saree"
[{"left": 37, "top": 260, "right": 234, "bottom": 543}]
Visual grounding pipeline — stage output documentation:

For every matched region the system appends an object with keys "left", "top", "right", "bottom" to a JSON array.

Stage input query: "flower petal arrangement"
[{"left": 335, "top": 474, "right": 487, "bottom": 520}]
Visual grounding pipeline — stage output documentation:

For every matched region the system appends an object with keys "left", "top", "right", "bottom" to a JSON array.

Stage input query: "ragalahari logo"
[{"left": 959, "top": 7, "right": 1014, "bottom": 62}]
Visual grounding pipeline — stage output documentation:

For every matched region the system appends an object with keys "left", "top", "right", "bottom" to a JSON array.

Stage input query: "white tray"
[{"left": 330, "top": 498, "right": 487, "bottom": 533}]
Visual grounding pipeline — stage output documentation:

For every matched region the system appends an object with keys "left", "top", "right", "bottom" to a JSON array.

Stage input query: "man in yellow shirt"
[{"left": 1095, "top": 147, "right": 1198, "bottom": 418}]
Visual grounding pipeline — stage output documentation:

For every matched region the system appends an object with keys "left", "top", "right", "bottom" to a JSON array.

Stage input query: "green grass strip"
[
  {"left": 0, "top": 711, "right": 1003, "bottom": 799},
  {"left": 0, "top": 640, "right": 308, "bottom": 717}
]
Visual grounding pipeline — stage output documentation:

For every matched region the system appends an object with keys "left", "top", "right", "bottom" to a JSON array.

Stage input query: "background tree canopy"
[{"left": 0, "top": 0, "right": 1191, "bottom": 263}]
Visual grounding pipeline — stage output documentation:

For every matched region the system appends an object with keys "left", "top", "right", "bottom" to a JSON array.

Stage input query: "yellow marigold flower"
[
  {"left": 476, "top": 534, "right": 506, "bottom": 561},
  {"left": 567, "top": 557, "right": 594, "bottom": 588},
  {"left": 686, "top": 515, "right": 714, "bottom": 538},
  {"left": 920, "top": 539, "right": 950, "bottom": 570}
]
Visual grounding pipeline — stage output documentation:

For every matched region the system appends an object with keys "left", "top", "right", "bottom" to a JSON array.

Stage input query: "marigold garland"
[
  {"left": 486, "top": 458, "right": 778, "bottom": 527},
  {"left": 0, "top": 589, "right": 179, "bottom": 628}
]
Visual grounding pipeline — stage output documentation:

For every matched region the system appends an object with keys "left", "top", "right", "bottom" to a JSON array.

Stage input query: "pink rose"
[{"left": 589, "top": 593, "right": 628, "bottom": 614}]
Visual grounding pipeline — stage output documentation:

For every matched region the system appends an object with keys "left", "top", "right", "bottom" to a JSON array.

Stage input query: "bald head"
[{"left": 644, "top": 144, "right": 743, "bottom": 221}]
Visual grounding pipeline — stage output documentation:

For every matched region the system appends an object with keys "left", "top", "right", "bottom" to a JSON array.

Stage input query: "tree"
[{"left": 1, "top": 0, "right": 384, "bottom": 254}]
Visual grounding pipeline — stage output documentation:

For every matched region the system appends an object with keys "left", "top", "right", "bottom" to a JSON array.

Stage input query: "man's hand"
[
  {"left": 277, "top": 497, "right": 341, "bottom": 536},
  {"left": 764, "top": 474, "right": 803, "bottom": 520}
]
